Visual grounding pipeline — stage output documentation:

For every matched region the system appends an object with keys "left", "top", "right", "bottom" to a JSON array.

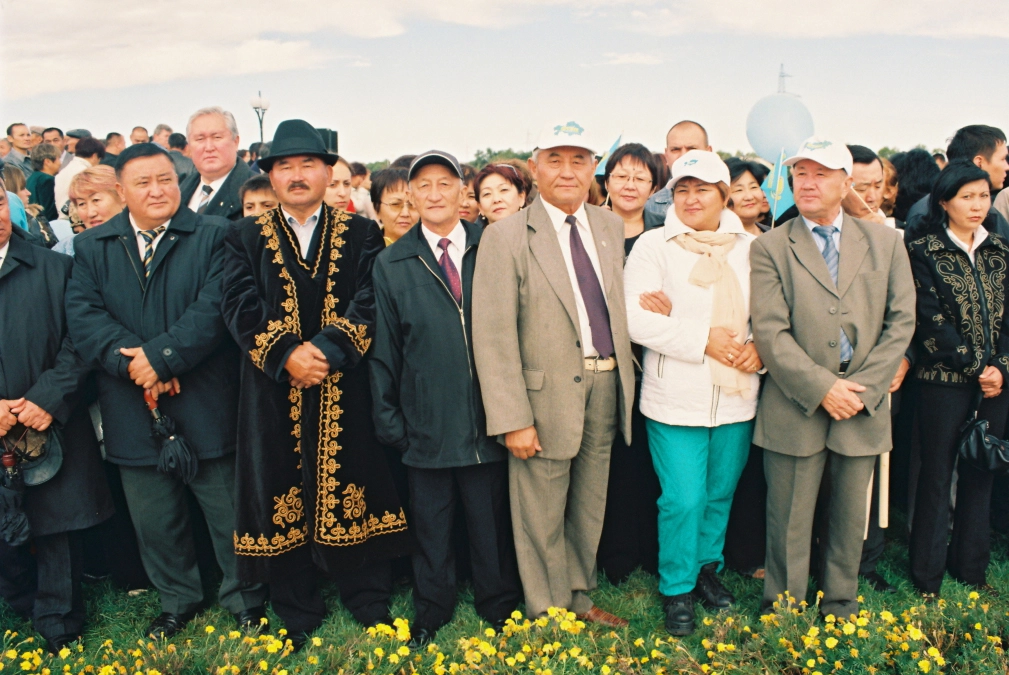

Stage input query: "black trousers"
[
  {"left": 268, "top": 544, "right": 393, "bottom": 635},
  {"left": 909, "top": 383, "right": 1009, "bottom": 593},
  {"left": 0, "top": 531, "right": 85, "bottom": 641},
  {"left": 408, "top": 461, "right": 520, "bottom": 630},
  {"left": 0, "top": 539, "right": 37, "bottom": 619},
  {"left": 723, "top": 444, "right": 767, "bottom": 574},
  {"left": 597, "top": 390, "right": 659, "bottom": 583}
]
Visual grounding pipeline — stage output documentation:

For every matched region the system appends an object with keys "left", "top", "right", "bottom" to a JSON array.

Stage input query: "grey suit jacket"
[
  {"left": 750, "top": 214, "right": 915, "bottom": 457},
  {"left": 472, "top": 197, "right": 635, "bottom": 460}
]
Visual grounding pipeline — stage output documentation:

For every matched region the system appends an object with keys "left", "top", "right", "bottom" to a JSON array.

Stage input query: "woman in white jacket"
[{"left": 624, "top": 151, "right": 761, "bottom": 636}]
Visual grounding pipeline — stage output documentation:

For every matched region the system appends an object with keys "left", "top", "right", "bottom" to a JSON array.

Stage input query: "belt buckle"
[{"left": 588, "top": 356, "right": 600, "bottom": 373}]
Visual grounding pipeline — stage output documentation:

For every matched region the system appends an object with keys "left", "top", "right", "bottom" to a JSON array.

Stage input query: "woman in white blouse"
[{"left": 624, "top": 150, "right": 761, "bottom": 637}]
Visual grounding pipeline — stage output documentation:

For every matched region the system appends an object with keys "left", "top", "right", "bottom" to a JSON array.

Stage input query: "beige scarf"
[{"left": 673, "top": 229, "right": 750, "bottom": 397}]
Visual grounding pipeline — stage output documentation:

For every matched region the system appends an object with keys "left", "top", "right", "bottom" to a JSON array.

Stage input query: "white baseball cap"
[
  {"left": 535, "top": 120, "right": 598, "bottom": 155},
  {"left": 783, "top": 136, "right": 853, "bottom": 175},
  {"left": 669, "top": 150, "right": 730, "bottom": 188}
]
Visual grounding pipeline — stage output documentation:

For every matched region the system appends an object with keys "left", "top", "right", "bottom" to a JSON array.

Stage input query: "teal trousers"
[{"left": 647, "top": 418, "right": 754, "bottom": 596}]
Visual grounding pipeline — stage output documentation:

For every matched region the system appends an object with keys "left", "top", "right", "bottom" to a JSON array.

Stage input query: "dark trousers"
[
  {"left": 597, "top": 398, "right": 659, "bottom": 583},
  {"left": 118, "top": 456, "right": 266, "bottom": 615},
  {"left": 0, "top": 540, "right": 36, "bottom": 619},
  {"left": 408, "top": 461, "right": 520, "bottom": 630},
  {"left": 267, "top": 544, "right": 393, "bottom": 634},
  {"left": 80, "top": 461, "right": 150, "bottom": 590},
  {"left": 909, "top": 384, "right": 1009, "bottom": 593},
  {"left": 724, "top": 444, "right": 767, "bottom": 574},
  {"left": 33, "top": 531, "right": 85, "bottom": 641}
]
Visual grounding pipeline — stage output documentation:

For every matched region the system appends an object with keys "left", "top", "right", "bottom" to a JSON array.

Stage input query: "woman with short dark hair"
[
  {"left": 474, "top": 163, "right": 530, "bottom": 226},
  {"left": 369, "top": 167, "right": 418, "bottom": 245},
  {"left": 602, "top": 143, "right": 661, "bottom": 250},
  {"left": 907, "top": 160, "right": 1009, "bottom": 597},
  {"left": 724, "top": 158, "right": 769, "bottom": 236}
]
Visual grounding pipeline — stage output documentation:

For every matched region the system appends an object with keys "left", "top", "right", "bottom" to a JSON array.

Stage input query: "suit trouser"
[
  {"left": 909, "top": 384, "right": 1009, "bottom": 593},
  {"left": 267, "top": 545, "right": 393, "bottom": 634},
  {"left": 408, "top": 461, "right": 521, "bottom": 630},
  {"left": 32, "top": 531, "right": 85, "bottom": 641},
  {"left": 509, "top": 368, "right": 617, "bottom": 618},
  {"left": 647, "top": 419, "right": 753, "bottom": 596},
  {"left": 763, "top": 448, "right": 876, "bottom": 619},
  {"left": 0, "top": 540, "right": 36, "bottom": 619},
  {"left": 118, "top": 455, "right": 266, "bottom": 615}
]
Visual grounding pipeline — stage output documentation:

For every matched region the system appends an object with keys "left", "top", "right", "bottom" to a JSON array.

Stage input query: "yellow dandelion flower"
[
  {"left": 388, "top": 654, "right": 399, "bottom": 665},
  {"left": 57, "top": 649, "right": 69, "bottom": 661},
  {"left": 842, "top": 624, "right": 856, "bottom": 635},
  {"left": 601, "top": 667, "right": 611, "bottom": 675},
  {"left": 969, "top": 591, "right": 980, "bottom": 600},
  {"left": 633, "top": 638, "right": 644, "bottom": 648},
  {"left": 918, "top": 660, "right": 930, "bottom": 673},
  {"left": 850, "top": 648, "right": 859, "bottom": 657},
  {"left": 205, "top": 626, "right": 215, "bottom": 634},
  {"left": 825, "top": 638, "right": 838, "bottom": 649}
]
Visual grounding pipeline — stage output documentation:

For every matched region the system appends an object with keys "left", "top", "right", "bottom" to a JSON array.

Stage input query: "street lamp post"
[{"left": 250, "top": 91, "right": 270, "bottom": 143}]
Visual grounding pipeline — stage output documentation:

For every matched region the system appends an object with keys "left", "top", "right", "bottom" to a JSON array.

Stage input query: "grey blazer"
[
  {"left": 472, "top": 197, "right": 635, "bottom": 460},
  {"left": 749, "top": 214, "right": 915, "bottom": 458}
]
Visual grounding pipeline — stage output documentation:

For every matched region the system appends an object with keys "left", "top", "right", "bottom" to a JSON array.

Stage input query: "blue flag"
[
  {"left": 761, "top": 148, "right": 794, "bottom": 223},
  {"left": 595, "top": 135, "right": 622, "bottom": 176}
]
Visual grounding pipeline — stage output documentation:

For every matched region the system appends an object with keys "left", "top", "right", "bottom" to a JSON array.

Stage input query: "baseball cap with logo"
[
  {"left": 535, "top": 120, "right": 598, "bottom": 156},
  {"left": 669, "top": 150, "right": 730, "bottom": 188},
  {"left": 783, "top": 136, "right": 853, "bottom": 175}
]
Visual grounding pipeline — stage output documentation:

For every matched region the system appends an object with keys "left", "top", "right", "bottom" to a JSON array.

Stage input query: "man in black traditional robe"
[
  {"left": 222, "top": 119, "right": 411, "bottom": 646},
  {"left": 0, "top": 186, "right": 113, "bottom": 653}
]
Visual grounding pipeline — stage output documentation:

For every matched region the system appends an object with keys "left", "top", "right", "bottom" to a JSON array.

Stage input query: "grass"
[{"left": 3, "top": 513, "right": 1009, "bottom": 674}]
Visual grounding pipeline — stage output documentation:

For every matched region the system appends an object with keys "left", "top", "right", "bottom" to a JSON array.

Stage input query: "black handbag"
[{"left": 957, "top": 390, "right": 1009, "bottom": 474}]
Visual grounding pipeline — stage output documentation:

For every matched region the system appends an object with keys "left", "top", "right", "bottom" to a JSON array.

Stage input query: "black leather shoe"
[
  {"left": 490, "top": 617, "right": 509, "bottom": 632},
  {"left": 45, "top": 635, "right": 80, "bottom": 655},
  {"left": 663, "top": 594, "right": 695, "bottom": 636},
  {"left": 233, "top": 606, "right": 267, "bottom": 633},
  {"left": 693, "top": 562, "right": 734, "bottom": 610},
  {"left": 861, "top": 571, "right": 897, "bottom": 594},
  {"left": 407, "top": 627, "right": 435, "bottom": 651},
  {"left": 287, "top": 631, "right": 310, "bottom": 653},
  {"left": 145, "top": 612, "right": 195, "bottom": 640}
]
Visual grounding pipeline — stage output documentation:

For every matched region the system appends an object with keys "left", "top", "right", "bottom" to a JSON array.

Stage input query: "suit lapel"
[
  {"left": 788, "top": 217, "right": 839, "bottom": 298},
  {"left": 585, "top": 206, "right": 618, "bottom": 294},
  {"left": 527, "top": 199, "right": 582, "bottom": 337},
  {"left": 837, "top": 214, "right": 869, "bottom": 299}
]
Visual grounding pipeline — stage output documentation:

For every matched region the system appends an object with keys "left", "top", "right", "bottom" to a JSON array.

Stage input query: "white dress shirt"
[
  {"left": 803, "top": 209, "right": 844, "bottom": 254},
  {"left": 421, "top": 221, "right": 466, "bottom": 273},
  {"left": 130, "top": 214, "right": 171, "bottom": 260},
  {"left": 0, "top": 240, "right": 9, "bottom": 272},
  {"left": 947, "top": 226, "right": 988, "bottom": 265},
  {"left": 187, "top": 170, "right": 232, "bottom": 213},
  {"left": 281, "top": 205, "right": 322, "bottom": 259},
  {"left": 541, "top": 199, "right": 607, "bottom": 357}
]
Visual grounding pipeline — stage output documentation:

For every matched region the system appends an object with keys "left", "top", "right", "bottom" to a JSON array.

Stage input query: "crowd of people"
[{"left": 1, "top": 107, "right": 1009, "bottom": 657}]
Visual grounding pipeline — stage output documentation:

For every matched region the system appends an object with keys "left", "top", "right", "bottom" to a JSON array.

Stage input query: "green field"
[{"left": 3, "top": 515, "right": 1009, "bottom": 674}]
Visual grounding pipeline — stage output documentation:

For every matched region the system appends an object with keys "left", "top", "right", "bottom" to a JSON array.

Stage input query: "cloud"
[
  {"left": 2, "top": 0, "right": 1005, "bottom": 100},
  {"left": 602, "top": 52, "right": 663, "bottom": 66}
]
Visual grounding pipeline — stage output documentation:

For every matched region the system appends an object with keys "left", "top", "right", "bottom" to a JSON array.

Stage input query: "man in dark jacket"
[
  {"left": 179, "top": 107, "right": 253, "bottom": 220},
  {"left": 370, "top": 151, "right": 520, "bottom": 649},
  {"left": 65, "top": 143, "right": 266, "bottom": 640},
  {"left": 0, "top": 189, "right": 113, "bottom": 653}
]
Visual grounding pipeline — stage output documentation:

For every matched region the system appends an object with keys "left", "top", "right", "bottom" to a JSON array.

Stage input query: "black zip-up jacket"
[
  {"left": 907, "top": 228, "right": 1009, "bottom": 387},
  {"left": 369, "top": 220, "right": 505, "bottom": 469}
]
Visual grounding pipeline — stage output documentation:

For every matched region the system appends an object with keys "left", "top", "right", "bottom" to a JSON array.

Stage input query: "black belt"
[{"left": 839, "top": 360, "right": 851, "bottom": 374}]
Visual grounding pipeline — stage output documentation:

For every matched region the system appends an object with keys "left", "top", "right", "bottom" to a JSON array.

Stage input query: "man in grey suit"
[
  {"left": 750, "top": 137, "right": 915, "bottom": 619},
  {"left": 473, "top": 121, "right": 635, "bottom": 627}
]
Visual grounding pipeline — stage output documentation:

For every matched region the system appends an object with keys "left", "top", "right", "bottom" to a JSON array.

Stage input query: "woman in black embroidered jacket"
[{"left": 906, "top": 161, "right": 1009, "bottom": 596}]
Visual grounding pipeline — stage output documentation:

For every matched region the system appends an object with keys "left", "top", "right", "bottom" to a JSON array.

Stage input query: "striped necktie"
[
  {"left": 139, "top": 225, "right": 167, "bottom": 278},
  {"left": 812, "top": 225, "right": 853, "bottom": 362},
  {"left": 197, "top": 184, "right": 213, "bottom": 213}
]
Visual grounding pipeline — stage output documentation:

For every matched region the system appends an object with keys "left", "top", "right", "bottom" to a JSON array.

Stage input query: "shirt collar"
[
  {"left": 199, "top": 169, "right": 233, "bottom": 195},
  {"left": 946, "top": 226, "right": 989, "bottom": 255},
  {"left": 421, "top": 220, "right": 466, "bottom": 252},
  {"left": 0, "top": 240, "right": 9, "bottom": 270},
  {"left": 128, "top": 213, "right": 171, "bottom": 235},
  {"left": 281, "top": 205, "right": 322, "bottom": 228},
  {"left": 802, "top": 208, "right": 844, "bottom": 235},
  {"left": 541, "top": 199, "right": 589, "bottom": 234},
  {"left": 662, "top": 206, "right": 748, "bottom": 240}
]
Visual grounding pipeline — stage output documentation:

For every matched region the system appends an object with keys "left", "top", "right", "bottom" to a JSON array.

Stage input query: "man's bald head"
[{"left": 664, "top": 121, "right": 711, "bottom": 168}]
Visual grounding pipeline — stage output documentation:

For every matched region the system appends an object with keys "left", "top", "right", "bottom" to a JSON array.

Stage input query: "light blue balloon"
[{"left": 746, "top": 94, "right": 814, "bottom": 164}]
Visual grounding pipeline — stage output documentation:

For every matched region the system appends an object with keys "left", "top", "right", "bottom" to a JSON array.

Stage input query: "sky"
[{"left": 2, "top": 0, "right": 1008, "bottom": 165}]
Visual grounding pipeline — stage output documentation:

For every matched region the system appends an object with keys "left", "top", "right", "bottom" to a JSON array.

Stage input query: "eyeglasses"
[
  {"left": 607, "top": 174, "right": 653, "bottom": 188},
  {"left": 381, "top": 200, "right": 417, "bottom": 212}
]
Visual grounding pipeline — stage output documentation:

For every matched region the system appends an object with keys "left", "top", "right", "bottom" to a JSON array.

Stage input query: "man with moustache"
[
  {"left": 65, "top": 143, "right": 267, "bottom": 639},
  {"left": 180, "top": 107, "right": 253, "bottom": 221},
  {"left": 222, "top": 120, "right": 411, "bottom": 648}
]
